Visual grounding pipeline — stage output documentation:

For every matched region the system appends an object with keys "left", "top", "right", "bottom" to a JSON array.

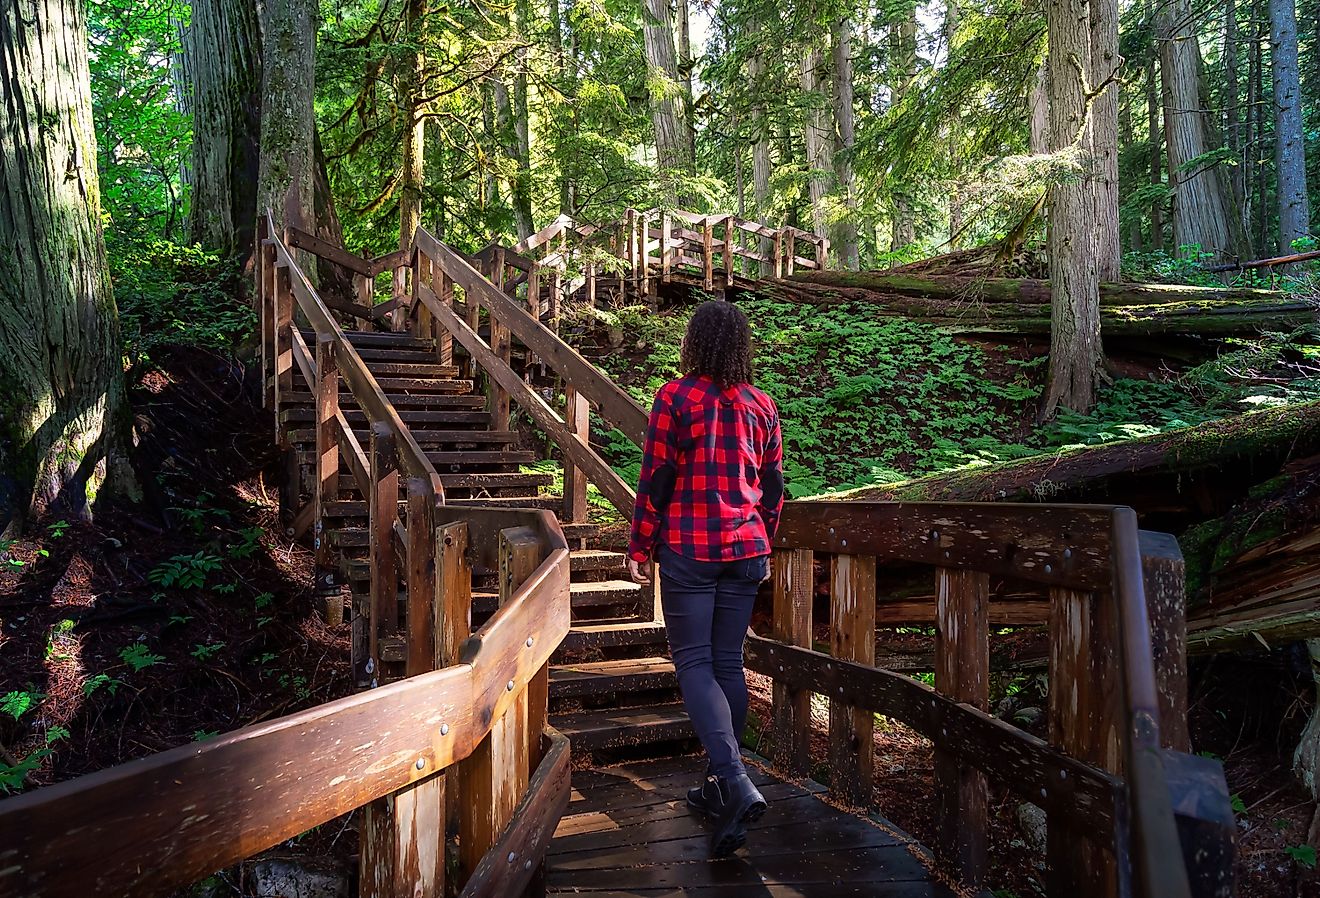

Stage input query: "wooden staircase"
[{"left": 282, "top": 328, "right": 695, "bottom": 753}]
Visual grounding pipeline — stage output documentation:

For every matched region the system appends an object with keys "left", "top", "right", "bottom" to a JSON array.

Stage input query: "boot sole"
[{"left": 710, "top": 799, "right": 768, "bottom": 857}]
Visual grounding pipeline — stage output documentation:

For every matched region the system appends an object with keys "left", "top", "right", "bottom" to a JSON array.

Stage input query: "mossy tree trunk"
[
  {"left": 256, "top": 0, "right": 316, "bottom": 239},
  {"left": 182, "top": 0, "right": 262, "bottom": 261},
  {"left": 0, "top": 0, "right": 133, "bottom": 525}
]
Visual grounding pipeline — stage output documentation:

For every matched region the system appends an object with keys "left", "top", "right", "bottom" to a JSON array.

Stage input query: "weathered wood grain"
[
  {"left": 770, "top": 548, "right": 814, "bottom": 777},
  {"left": 829, "top": 553, "right": 876, "bottom": 807}
]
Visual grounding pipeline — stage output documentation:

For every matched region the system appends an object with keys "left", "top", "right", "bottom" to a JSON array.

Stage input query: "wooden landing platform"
[{"left": 546, "top": 755, "right": 955, "bottom": 897}]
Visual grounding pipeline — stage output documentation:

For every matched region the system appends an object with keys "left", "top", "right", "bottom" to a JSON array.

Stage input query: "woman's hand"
[{"left": 627, "top": 558, "right": 652, "bottom": 585}]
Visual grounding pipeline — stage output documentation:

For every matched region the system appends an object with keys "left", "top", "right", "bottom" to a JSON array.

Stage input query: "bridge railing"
[{"left": 751, "top": 501, "right": 1233, "bottom": 898}]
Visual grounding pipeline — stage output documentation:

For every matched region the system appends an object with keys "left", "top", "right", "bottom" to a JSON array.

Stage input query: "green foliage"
[
  {"left": 111, "top": 238, "right": 251, "bottom": 362},
  {"left": 1, "top": 688, "right": 43, "bottom": 721},
  {"left": 83, "top": 673, "right": 123, "bottom": 697},
  {"left": 1286, "top": 844, "right": 1317, "bottom": 869},
  {"left": 191, "top": 642, "right": 226, "bottom": 661},
  {"left": 119, "top": 643, "right": 165, "bottom": 672},
  {"left": 149, "top": 552, "right": 224, "bottom": 590}
]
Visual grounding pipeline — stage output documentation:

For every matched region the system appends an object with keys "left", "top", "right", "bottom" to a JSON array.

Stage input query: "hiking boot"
[
  {"left": 709, "top": 773, "right": 768, "bottom": 858},
  {"left": 686, "top": 774, "right": 722, "bottom": 817}
]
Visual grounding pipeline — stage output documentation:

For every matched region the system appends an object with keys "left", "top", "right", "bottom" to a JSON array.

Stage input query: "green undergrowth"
[{"left": 573, "top": 298, "right": 1320, "bottom": 498}]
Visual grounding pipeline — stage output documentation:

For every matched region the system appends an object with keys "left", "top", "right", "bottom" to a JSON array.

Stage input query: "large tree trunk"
[
  {"left": 749, "top": 48, "right": 772, "bottom": 273},
  {"left": 1223, "top": 0, "right": 1246, "bottom": 215},
  {"left": 674, "top": 0, "right": 697, "bottom": 167},
  {"left": 1043, "top": 0, "right": 1104, "bottom": 416},
  {"left": 1121, "top": 95, "right": 1142, "bottom": 251},
  {"left": 831, "top": 16, "right": 860, "bottom": 270},
  {"left": 182, "top": 0, "right": 262, "bottom": 261},
  {"left": 800, "top": 44, "right": 835, "bottom": 243},
  {"left": 641, "top": 0, "right": 692, "bottom": 183},
  {"left": 1146, "top": 49, "right": 1165, "bottom": 250},
  {"left": 889, "top": 6, "right": 918, "bottom": 250},
  {"left": 399, "top": 0, "right": 428, "bottom": 250},
  {"left": 1090, "top": 0, "right": 1121, "bottom": 280},
  {"left": 256, "top": 0, "right": 316, "bottom": 239},
  {"left": 1158, "top": 0, "right": 1248, "bottom": 262},
  {"left": 1029, "top": 61, "right": 1050, "bottom": 155},
  {"left": 945, "top": 0, "right": 964, "bottom": 247},
  {"left": 0, "top": 0, "right": 132, "bottom": 524},
  {"left": 1268, "top": 0, "right": 1311, "bottom": 252}
]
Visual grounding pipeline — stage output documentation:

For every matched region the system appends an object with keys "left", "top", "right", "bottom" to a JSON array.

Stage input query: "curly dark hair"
[{"left": 680, "top": 301, "right": 754, "bottom": 388}]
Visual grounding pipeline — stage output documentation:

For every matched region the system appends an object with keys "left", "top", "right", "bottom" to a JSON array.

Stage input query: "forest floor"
[{"left": 0, "top": 348, "right": 355, "bottom": 891}]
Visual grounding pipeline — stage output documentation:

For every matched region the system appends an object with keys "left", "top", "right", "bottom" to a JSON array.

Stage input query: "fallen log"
[{"left": 766, "top": 271, "right": 1317, "bottom": 337}]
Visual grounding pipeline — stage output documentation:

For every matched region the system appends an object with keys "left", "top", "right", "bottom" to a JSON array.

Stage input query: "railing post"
[
  {"left": 488, "top": 311, "right": 512, "bottom": 432},
  {"left": 367, "top": 423, "right": 399, "bottom": 687},
  {"left": 661, "top": 212, "right": 673, "bottom": 283},
  {"left": 728, "top": 213, "right": 739, "bottom": 287},
  {"left": 528, "top": 260, "right": 542, "bottom": 321},
  {"left": 460, "top": 526, "right": 541, "bottom": 886},
  {"left": 434, "top": 265, "right": 454, "bottom": 369},
  {"left": 637, "top": 211, "right": 649, "bottom": 297},
  {"left": 436, "top": 519, "right": 471, "bottom": 829},
  {"left": 258, "top": 216, "right": 272, "bottom": 410},
  {"left": 828, "top": 552, "right": 875, "bottom": 807},
  {"left": 770, "top": 548, "right": 813, "bottom": 776},
  {"left": 314, "top": 335, "right": 341, "bottom": 622},
  {"left": 772, "top": 229, "right": 784, "bottom": 279},
  {"left": 933, "top": 568, "right": 989, "bottom": 888},
  {"left": 1141, "top": 531, "right": 1190, "bottom": 751},
  {"left": 562, "top": 385, "right": 590, "bottom": 524},
  {"left": 702, "top": 218, "right": 714, "bottom": 292},
  {"left": 273, "top": 266, "right": 294, "bottom": 437},
  {"left": 815, "top": 236, "right": 828, "bottom": 270},
  {"left": 785, "top": 232, "right": 796, "bottom": 276},
  {"left": 1047, "top": 586, "right": 1121, "bottom": 898}
]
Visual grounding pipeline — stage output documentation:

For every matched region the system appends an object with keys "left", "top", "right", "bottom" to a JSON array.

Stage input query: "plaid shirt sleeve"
[
  {"left": 757, "top": 412, "right": 785, "bottom": 540},
  {"left": 627, "top": 388, "right": 678, "bottom": 563}
]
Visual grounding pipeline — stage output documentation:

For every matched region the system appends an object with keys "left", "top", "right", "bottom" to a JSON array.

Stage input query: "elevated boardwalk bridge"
[{"left": 0, "top": 208, "right": 1234, "bottom": 898}]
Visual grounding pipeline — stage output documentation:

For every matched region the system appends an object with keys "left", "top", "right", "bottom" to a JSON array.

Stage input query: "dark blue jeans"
[{"left": 657, "top": 543, "right": 767, "bottom": 779}]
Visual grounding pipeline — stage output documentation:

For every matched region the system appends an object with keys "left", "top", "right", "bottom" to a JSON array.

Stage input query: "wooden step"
[
  {"left": 570, "top": 549, "right": 626, "bottom": 575},
  {"left": 281, "top": 408, "right": 492, "bottom": 427},
  {"left": 363, "top": 361, "right": 461, "bottom": 378},
  {"left": 336, "top": 471, "right": 555, "bottom": 495},
  {"left": 550, "top": 657, "right": 677, "bottom": 699},
  {"left": 303, "top": 329, "right": 432, "bottom": 350},
  {"left": 282, "top": 391, "right": 487, "bottom": 409},
  {"left": 445, "top": 495, "right": 558, "bottom": 510},
  {"left": 569, "top": 580, "right": 643, "bottom": 607},
  {"left": 424, "top": 449, "right": 537, "bottom": 467},
  {"left": 559, "top": 621, "right": 668, "bottom": 654},
  {"left": 553, "top": 705, "right": 693, "bottom": 752},
  {"left": 562, "top": 522, "right": 601, "bottom": 542},
  {"left": 370, "top": 377, "right": 474, "bottom": 394},
  {"left": 286, "top": 428, "right": 519, "bottom": 448},
  {"left": 328, "top": 528, "right": 368, "bottom": 548},
  {"left": 352, "top": 347, "right": 443, "bottom": 363}
]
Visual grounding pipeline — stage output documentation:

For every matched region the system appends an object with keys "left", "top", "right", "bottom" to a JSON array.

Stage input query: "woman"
[{"left": 626, "top": 300, "right": 785, "bottom": 858}]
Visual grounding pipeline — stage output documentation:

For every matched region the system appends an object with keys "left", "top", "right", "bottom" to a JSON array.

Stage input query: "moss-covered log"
[{"left": 764, "top": 271, "right": 1317, "bottom": 336}]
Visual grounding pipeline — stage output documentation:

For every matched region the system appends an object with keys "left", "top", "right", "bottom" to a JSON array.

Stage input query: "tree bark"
[
  {"left": 946, "top": 0, "right": 965, "bottom": 247},
  {"left": 889, "top": 6, "right": 918, "bottom": 250},
  {"left": 800, "top": 44, "right": 835, "bottom": 243},
  {"left": 256, "top": 0, "right": 316, "bottom": 239},
  {"left": 1223, "top": 0, "right": 1245, "bottom": 214},
  {"left": 399, "top": 0, "right": 429, "bottom": 250},
  {"left": 641, "top": 0, "right": 693, "bottom": 183},
  {"left": 749, "top": 48, "right": 772, "bottom": 273},
  {"left": 1029, "top": 61, "right": 1050, "bottom": 155},
  {"left": 675, "top": 0, "right": 697, "bottom": 167},
  {"left": 0, "top": 0, "right": 133, "bottom": 523},
  {"left": 1121, "top": 95, "right": 1142, "bottom": 251},
  {"left": 1090, "top": 0, "right": 1121, "bottom": 280},
  {"left": 1158, "top": 0, "right": 1248, "bottom": 262},
  {"left": 831, "top": 16, "right": 860, "bottom": 269},
  {"left": 1146, "top": 42, "right": 1164, "bottom": 250},
  {"left": 1043, "top": 0, "right": 1104, "bottom": 416},
  {"left": 1268, "top": 0, "right": 1311, "bottom": 252},
  {"left": 182, "top": 0, "right": 262, "bottom": 261}
]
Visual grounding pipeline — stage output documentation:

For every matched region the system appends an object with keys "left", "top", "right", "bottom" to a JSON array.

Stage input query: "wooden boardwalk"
[{"left": 547, "top": 756, "right": 955, "bottom": 897}]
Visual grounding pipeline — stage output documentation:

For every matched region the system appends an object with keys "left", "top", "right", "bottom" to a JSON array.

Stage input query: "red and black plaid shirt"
[{"left": 628, "top": 375, "right": 784, "bottom": 563}]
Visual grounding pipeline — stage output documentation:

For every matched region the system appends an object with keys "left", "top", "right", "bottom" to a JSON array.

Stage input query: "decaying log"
[{"left": 764, "top": 271, "right": 1317, "bottom": 336}]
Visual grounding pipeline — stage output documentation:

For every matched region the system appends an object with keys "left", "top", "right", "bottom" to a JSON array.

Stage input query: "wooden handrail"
[
  {"left": 0, "top": 530, "right": 570, "bottom": 897},
  {"left": 414, "top": 225, "right": 649, "bottom": 444},
  {"left": 759, "top": 500, "right": 1203, "bottom": 898}
]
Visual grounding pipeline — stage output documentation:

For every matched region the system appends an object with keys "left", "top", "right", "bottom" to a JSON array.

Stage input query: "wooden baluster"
[
  {"left": 723, "top": 215, "right": 735, "bottom": 288},
  {"left": 1141, "top": 531, "right": 1190, "bottom": 752},
  {"left": 273, "top": 266, "right": 294, "bottom": 438},
  {"left": 367, "top": 423, "right": 399, "bottom": 687},
  {"left": 772, "top": 230, "right": 784, "bottom": 279},
  {"left": 1046, "top": 587, "right": 1120, "bottom": 898},
  {"left": 528, "top": 260, "right": 542, "bottom": 321},
  {"left": 771, "top": 548, "right": 813, "bottom": 776},
  {"left": 562, "top": 385, "right": 589, "bottom": 524},
  {"left": 412, "top": 251, "right": 429, "bottom": 340},
  {"left": 661, "top": 212, "right": 673, "bottom": 282},
  {"left": 828, "top": 552, "right": 875, "bottom": 807},
  {"left": 639, "top": 211, "right": 651, "bottom": 298},
  {"left": 258, "top": 217, "right": 271, "bottom": 409},
  {"left": 436, "top": 520, "right": 471, "bottom": 830},
  {"left": 625, "top": 208, "right": 637, "bottom": 290},
  {"left": 314, "top": 335, "right": 340, "bottom": 622},
  {"left": 815, "top": 235, "right": 828, "bottom": 270},
  {"left": 489, "top": 305, "right": 512, "bottom": 431},
  {"left": 356, "top": 273, "right": 374, "bottom": 331},
  {"left": 933, "top": 568, "right": 990, "bottom": 888},
  {"left": 435, "top": 266, "right": 454, "bottom": 369},
  {"left": 464, "top": 285, "right": 480, "bottom": 381},
  {"left": 785, "top": 233, "right": 796, "bottom": 276},
  {"left": 360, "top": 483, "right": 444, "bottom": 898},
  {"left": 460, "top": 526, "right": 541, "bottom": 885},
  {"left": 702, "top": 218, "right": 714, "bottom": 292},
  {"left": 548, "top": 266, "right": 561, "bottom": 333}
]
